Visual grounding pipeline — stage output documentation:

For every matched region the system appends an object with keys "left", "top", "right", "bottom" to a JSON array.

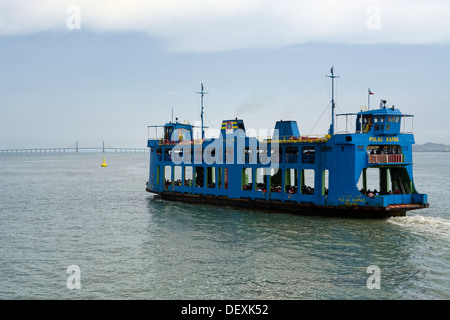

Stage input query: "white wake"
[{"left": 387, "top": 215, "right": 450, "bottom": 240}]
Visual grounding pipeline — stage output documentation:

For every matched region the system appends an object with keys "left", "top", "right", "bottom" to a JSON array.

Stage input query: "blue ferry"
[{"left": 146, "top": 68, "right": 428, "bottom": 218}]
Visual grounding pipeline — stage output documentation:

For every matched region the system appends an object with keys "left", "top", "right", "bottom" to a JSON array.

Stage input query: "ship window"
[
  {"left": 380, "top": 117, "right": 385, "bottom": 123},
  {"left": 363, "top": 115, "right": 372, "bottom": 124},
  {"left": 257, "top": 148, "right": 273, "bottom": 164},
  {"left": 386, "top": 124, "right": 390, "bottom": 131},
  {"left": 194, "top": 147, "right": 203, "bottom": 164},
  {"left": 183, "top": 148, "right": 192, "bottom": 164},
  {"left": 207, "top": 167, "right": 216, "bottom": 188},
  {"left": 285, "top": 169, "right": 298, "bottom": 194},
  {"left": 286, "top": 146, "right": 298, "bottom": 163},
  {"left": 256, "top": 168, "right": 268, "bottom": 192},
  {"left": 184, "top": 166, "right": 193, "bottom": 186},
  {"left": 368, "top": 144, "right": 402, "bottom": 157},
  {"left": 301, "top": 146, "right": 315, "bottom": 163},
  {"left": 156, "top": 148, "right": 162, "bottom": 161},
  {"left": 357, "top": 168, "right": 379, "bottom": 194},
  {"left": 156, "top": 166, "right": 160, "bottom": 185},
  {"left": 218, "top": 167, "right": 222, "bottom": 189},
  {"left": 224, "top": 167, "right": 229, "bottom": 189},
  {"left": 195, "top": 167, "right": 204, "bottom": 188},
  {"left": 205, "top": 147, "right": 215, "bottom": 164},
  {"left": 204, "top": 146, "right": 223, "bottom": 165},
  {"left": 270, "top": 168, "right": 282, "bottom": 193},
  {"left": 242, "top": 168, "right": 253, "bottom": 191},
  {"left": 270, "top": 147, "right": 283, "bottom": 163},
  {"left": 322, "top": 170, "right": 329, "bottom": 196},
  {"left": 164, "top": 148, "right": 171, "bottom": 161},
  {"left": 174, "top": 166, "right": 182, "bottom": 186},
  {"left": 301, "top": 169, "right": 315, "bottom": 195},
  {"left": 362, "top": 115, "right": 373, "bottom": 133},
  {"left": 244, "top": 147, "right": 255, "bottom": 164},
  {"left": 254, "top": 168, "right": 281, "bottom": 192},
  {"left": 217, "top": 147, "right": 223, "bottom": 164},
  {"left": 164, "top": 126, "right": 173, "bottom": 141},
  {"left": 396, "top": 116, "right": 400, "bottom": 122},
  {"left": 164, "top": 166, "right": 172, "bottom": 186},
  {"left": 172, "top": 149, "right": 183, "bottom": 164},
  {"left": 225, "top": 147, "right": 233, "bottom": 164},
  {"left": 374, "top": 116, "right": 379, "bottom": 123}
]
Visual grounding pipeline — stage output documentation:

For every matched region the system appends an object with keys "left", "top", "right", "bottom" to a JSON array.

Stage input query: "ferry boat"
[{"left": 146, "top": 68, "right": 429, "bottom": 218}]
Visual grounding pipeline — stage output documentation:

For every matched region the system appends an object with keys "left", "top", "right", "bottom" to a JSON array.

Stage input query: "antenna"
[
  {"left": 196, "top": 83, "right": 208, "bottom": 140},
  {"left": 326, "top": 67, "right": 340, "bottom": 135}
]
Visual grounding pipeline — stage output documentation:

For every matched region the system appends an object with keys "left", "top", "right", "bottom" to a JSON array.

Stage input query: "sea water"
[{"left": 0, "top": 152, "right": 449, "bottom": 299}]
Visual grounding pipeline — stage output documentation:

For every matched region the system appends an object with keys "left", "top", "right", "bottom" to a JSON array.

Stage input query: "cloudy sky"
[{"left": 1, "top": 0, "right": 450, "bottom": 148}]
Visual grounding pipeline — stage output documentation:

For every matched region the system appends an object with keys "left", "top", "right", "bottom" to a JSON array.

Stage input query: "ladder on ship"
[{"left": 390, "top": 168, "right": 410, "bottom": 194}]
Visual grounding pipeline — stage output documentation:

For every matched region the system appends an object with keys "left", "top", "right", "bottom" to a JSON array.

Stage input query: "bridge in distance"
[{"left": 0, "top": 141, "right": 148, "bottom": 153}]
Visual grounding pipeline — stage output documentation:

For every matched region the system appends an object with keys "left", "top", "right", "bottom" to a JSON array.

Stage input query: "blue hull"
[{"left": 146, "top": 190, "right": 426, "bottom": 218}]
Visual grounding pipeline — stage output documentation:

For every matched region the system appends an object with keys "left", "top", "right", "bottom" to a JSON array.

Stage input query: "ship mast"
[
  {"left": 326, "top": 67, "right": 339, "bottom": 135},
  {"left": 196, "top": 83, "right": 208, "bottom": 140}
]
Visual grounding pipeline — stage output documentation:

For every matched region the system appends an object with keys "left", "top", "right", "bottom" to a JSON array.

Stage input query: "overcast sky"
[{"left": 1, "top": 0, "right": 450, "bottom": 148}]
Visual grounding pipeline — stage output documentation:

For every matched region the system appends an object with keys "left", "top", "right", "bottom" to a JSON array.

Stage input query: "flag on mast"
[{"left": 368, "top": 88, "right": 374, "bottom": 110}]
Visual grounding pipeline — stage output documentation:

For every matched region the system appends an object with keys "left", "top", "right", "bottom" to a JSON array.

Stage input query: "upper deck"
[
  {"left": 336, "top": 102, "right": 414, "bottom": 136},
  {"left": 147, "top": 102, "right": 415, "bottom": 168}
]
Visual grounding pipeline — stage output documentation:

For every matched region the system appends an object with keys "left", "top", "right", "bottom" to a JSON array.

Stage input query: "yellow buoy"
[{"left": 101, "top": 156, "right": 108, "bottom": 167}]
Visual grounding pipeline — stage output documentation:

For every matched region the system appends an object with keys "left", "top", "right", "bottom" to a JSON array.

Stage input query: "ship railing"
[
  {"left": 335, "top": 112, "right": 415, "bottom": 134},
  {"left": 153, "top": 135, "right": 331, "bottom": 145},
  {"left": 147, "top": 125, "right": 165, "bottom": 141},
  {"left": 157, "top": 138, "right": 200, "bottom": 145},
  {"left": 368, "top": 154, "right": 404, "bottom": 164},
  {"left": 400, "top": 115, "right": 414, "bottom": 134},
  {"left": 365, "top": 193, "right": 427, "bottom": 207},
  {"left": 257, "top": 135, "right": 331, "bottom": 144},
  {"left": 336, "top": 113, "right": 357, "bottom": 133}
]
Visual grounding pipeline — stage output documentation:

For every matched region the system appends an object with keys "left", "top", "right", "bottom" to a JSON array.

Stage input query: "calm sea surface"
[{"left": 0, "top": 151, "right": 449, "bottom": 300}]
